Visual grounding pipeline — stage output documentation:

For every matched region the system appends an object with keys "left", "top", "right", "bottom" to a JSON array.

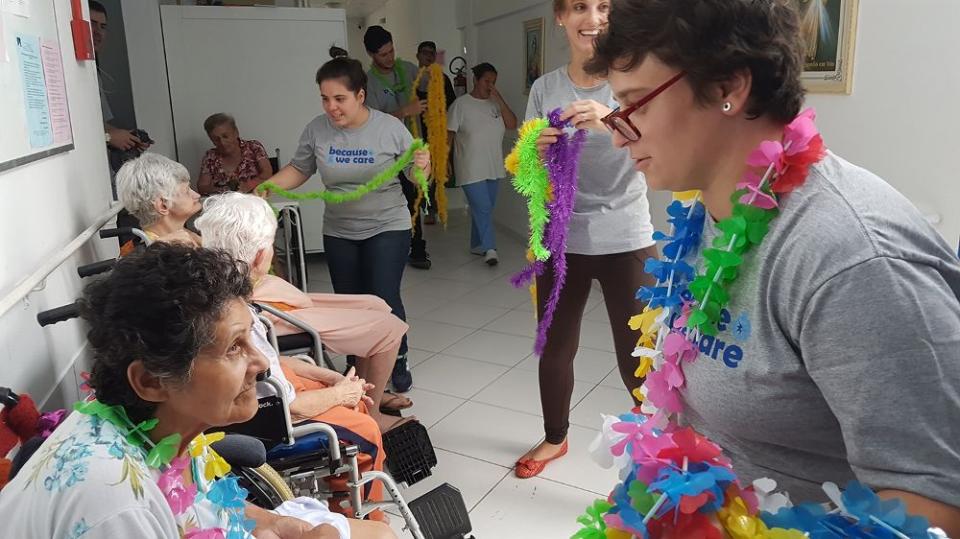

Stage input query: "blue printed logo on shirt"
[
  {"left": 327, "top": 147, "right": 375, "bottom": 165},
  {"left": 669, "top": 302, "right": 752, "bottom": 369}
]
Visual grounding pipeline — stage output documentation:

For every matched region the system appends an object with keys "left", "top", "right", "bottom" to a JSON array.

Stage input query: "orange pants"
[{"left": 280, "top": 364, "right": 385, "bottom": 520}]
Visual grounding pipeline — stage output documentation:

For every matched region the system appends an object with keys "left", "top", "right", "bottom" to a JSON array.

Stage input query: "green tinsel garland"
[
  {"left": 505, "top": 118, "right": 551, "bottom": 261},
  {"left": 257, "top": 139, "right": 430, "bottom": 205}
]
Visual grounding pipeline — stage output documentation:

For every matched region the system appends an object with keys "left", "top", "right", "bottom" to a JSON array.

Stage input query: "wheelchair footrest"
[
  {"left": 408, "top": 483, "right": 473, "bottom": 539},
  {"left": 382, "top": 420, "right": 436, "bottom": 487}
]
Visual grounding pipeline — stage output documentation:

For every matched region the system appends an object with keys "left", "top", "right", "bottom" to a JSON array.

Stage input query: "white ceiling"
[{"left": 311, "top": 0, "right": 388, "bottom": 19}]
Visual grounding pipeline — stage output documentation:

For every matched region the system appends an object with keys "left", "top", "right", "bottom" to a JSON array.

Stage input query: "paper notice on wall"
[
  {"left": 41, "top": 39, "right": 72, "bottom": 144},
  {"left": 16, "top": 34, "right": 53, "bottom": 148},
  {"left": 3, "top": 0, "right": 30, "bottom": 18}
]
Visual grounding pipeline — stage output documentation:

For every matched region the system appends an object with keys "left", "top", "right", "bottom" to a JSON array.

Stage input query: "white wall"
[
  {"left": 805, "top": 0, "right": 959, "bottom": 247},
  {"left": 122, "top": 0, "right": 177, "bottom": 159},
  {"left": 0, "top": 0, "right": 117, "bottom": 408},
  {"left": 458, "top": 0, "right": 960, "bottom": 247}
]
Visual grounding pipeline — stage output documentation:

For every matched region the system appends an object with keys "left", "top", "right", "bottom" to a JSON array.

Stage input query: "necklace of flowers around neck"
[
  {"left": 74, "top": 399, "right": 254, "bottom": 538},
  {"left": 633, "top": 108, "right": 826, "bottom": 417}
]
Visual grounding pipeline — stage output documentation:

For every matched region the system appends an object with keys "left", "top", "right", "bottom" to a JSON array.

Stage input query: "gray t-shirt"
[
  {"left": 525, "top": 66, "right": 654, "bottom": 255},
  {"left": 365, "top": 59, "right": 419, "bottom": 116},
  {"left": 679, "top": 152, "right": 960, "bottom": 506},
  {"left": 289, "top": 109, "right": 413, "bottom": 240}
]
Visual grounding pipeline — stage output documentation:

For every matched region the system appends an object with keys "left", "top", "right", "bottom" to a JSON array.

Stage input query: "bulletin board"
[{"left": 0, "top": 0, "right": 74, "bottom": 173}]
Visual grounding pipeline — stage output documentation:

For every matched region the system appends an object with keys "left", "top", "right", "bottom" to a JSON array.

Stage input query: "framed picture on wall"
[
  {"left": 795, "top": 0, "right": 858, "bottom": 94},
  {"left": 523, "top": 18, "right": 544, "bottom": 94}
]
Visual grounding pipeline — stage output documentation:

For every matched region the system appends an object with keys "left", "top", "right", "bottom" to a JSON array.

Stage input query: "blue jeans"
[
  {"left": 323, "top": 229, "right": 410, "bottom": 355},
  {"left": 462, "top": 179, "right": 499, "bottom": 252}
]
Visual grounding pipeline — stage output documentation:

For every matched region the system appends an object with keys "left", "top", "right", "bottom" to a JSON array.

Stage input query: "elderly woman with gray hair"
[
  {"left": 115, "top": 152, "right": 202, "bottom": 255},
  {"left": 196, "top": 192, "right": 414, "bottom": 433},
  {"left": 197, "top": 113, "right": 273, "bottom": 195}
]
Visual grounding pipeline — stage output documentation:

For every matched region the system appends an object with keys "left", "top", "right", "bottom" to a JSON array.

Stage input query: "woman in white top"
[
  {"left": 447, "top": 63, "right": 518, "bottom": 265},
  {"left": 514, "top": 0, "right": 657, "bottom": 479}
]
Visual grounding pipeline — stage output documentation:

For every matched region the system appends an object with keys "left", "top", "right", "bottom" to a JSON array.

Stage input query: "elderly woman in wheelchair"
[
  {"left": 0, "top": 244, "right": 394, "bottom": 539},
  {"left": 115, "top": 155, "right": 413, "bottom": 429},
  {"left": 115, "top": 153, "right": 203, "bottom": 255}
]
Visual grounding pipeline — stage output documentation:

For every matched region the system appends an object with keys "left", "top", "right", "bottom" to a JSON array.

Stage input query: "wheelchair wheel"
[{"left": 238, "top": 463, "right": 295, "bottom": 509}]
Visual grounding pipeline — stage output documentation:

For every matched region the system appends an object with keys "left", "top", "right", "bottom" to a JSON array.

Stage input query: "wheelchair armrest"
[
  {"left": 291, "top": 422, "right": 342, "bottom": 462},
  {"left": 254, "top": 302, "right": 323, "bottom": 365}
]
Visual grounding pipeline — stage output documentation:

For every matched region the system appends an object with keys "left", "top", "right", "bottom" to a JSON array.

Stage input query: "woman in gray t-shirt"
[
  {"left": 265, "top": 57, "right": 431, "bottom": 393},
  {"left": 585, "top": 0, "right": 960, "bottom": 533},
  {"left": 514, "top": 0, "right": 658, "bottom": 479}
]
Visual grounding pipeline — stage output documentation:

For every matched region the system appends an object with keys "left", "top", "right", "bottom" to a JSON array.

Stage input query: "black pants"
[
  {"left": 536, "top": 246, "right": 659, "bottom": 444},
  {"left": 400, "top": 174, "right": 426, "bottom": 257}
]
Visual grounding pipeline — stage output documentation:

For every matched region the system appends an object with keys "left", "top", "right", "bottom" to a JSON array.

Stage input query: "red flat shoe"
[{"left": 514, "top": 440, "right": 568, "bottom": 478}]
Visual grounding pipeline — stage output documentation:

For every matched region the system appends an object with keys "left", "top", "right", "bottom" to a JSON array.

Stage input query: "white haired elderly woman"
[
  {"left": 115, "top": 152, "right": 202, "bottom": 255},
  {"left": 195, "top": 192, "right": 414, "bottom": 433}
]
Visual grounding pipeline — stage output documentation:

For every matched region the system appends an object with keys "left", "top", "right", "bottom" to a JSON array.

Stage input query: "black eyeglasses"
[{"left": 602, "top": 72, "right": 685, "bottom": 141}]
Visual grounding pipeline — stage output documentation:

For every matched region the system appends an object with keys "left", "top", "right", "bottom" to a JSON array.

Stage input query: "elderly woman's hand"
[
  {"left": 335, "top": 374, "right": 368, "bottom": 408},
  {"left": 413, "top": 149, "right": 431, "bottom": 177}
]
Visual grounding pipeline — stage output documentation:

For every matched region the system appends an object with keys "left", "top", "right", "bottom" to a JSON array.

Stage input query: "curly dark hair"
[
  {"left": 80, "top": 243, "right": 252, "bottom": 422},
  {"left": 585, "top": 0, "right": 806, "bottom": 124}
]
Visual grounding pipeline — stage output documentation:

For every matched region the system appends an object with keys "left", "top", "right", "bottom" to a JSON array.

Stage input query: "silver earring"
[{"left": 722, "top": 102, "right": 733, "bottom": 112}]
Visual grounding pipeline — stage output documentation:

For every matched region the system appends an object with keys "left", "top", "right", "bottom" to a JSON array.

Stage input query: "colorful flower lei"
[
  {"left": 506, "top": 108, "right": 587, "bottom": 355},
  {"left": 578, "top": 110, "right": 946, "bottom": 538},
  {"left": 75, "top": 400, "right": 254, "bottom": 538}
]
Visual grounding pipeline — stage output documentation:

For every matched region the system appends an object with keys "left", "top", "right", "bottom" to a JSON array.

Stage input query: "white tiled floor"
[{"left": 308, "top": 210, "right": 634, "bottom": 538}]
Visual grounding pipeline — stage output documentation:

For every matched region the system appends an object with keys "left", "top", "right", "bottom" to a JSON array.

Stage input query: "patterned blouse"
[{"left": 199, "top": 139, "right": 269, "bottom": 193}]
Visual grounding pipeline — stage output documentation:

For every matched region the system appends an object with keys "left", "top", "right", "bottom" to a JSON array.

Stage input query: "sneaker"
[
  {"left": 391, "top": 354, "right": 413, "bottom": 393},
  {"left": 484, "top": 249, "right": 499, "bottom": 266},
  {"left": 470, "top": 246, "right": 485, "bottom": 256}
]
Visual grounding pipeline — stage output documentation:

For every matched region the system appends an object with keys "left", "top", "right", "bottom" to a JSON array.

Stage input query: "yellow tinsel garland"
[{"left": 409, "top": 64, "right": 449, "bottom": 225}]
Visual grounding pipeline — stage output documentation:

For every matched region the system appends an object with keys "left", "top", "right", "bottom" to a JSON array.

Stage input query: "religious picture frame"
[
  {"left": 795, "top": 0, "right": 859, "bottom": 94},
  {"left": 523, "top": 18, "right": 545, "bottom": 94}
]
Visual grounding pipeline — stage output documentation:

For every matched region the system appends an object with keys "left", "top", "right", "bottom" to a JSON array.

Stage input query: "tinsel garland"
[
  {"left": 505, "top": 117, "right": 552, "bottom": 261},
  {"left": 410, "top": 64, "right": 449, "bottom": 225},
  {"left": 506, "top": 108, "right": 586, "bottom": 355},
  {"left": 257, "top": 139, "right": 430, "bottom": 218}
]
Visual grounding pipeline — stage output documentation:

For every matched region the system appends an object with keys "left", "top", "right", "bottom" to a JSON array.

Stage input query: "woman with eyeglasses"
[
  {"left": 585, "top": 0, "right": 960, "bottom": 534},
  {"left": 514, "top": 0, "right": 658, "bottom": 479}
]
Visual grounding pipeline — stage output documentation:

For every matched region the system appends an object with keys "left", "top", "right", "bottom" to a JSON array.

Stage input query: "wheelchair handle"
[
  {"left": 37, "top": 301, "right": 81, "bottom": 327},
  {"left": 0, "top": 387, "right": 19, "bottom": 407},
  {"left": 99, "top": 227, "right": 133, "bottom": 239},
  {"left": 77, "top": 259, "right": 117, "bottom": 278}
]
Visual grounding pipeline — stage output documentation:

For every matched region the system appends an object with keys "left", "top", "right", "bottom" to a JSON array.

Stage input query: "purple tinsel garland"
[{"left": 511, "top": 108, "right": 586, "bottom": 355}]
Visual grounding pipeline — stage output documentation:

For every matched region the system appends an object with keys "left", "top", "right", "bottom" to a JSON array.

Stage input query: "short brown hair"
[
  {"left": 586, "top": 0, "right": 806, "bottom": 124},
  {"left": 203, "top": 113, "right": 236, "bottom": 135}
]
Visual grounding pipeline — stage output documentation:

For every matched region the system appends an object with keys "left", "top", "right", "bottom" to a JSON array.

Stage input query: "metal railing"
[{"left": 0, "top": 202, "right": 123, "bottom": 319}]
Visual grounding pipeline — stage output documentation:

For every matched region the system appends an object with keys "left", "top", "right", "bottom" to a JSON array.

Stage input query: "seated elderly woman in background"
[
  {"left": 116, "top": 152, "right": 202, "bottom": 255},
  {"left": 196, "top": 192, "right": 414, "bottom": 432},
  {"left": 198, "top": 113, "right": 273, "bottom": 195},
  {"left": 0, "top": 244, "right": 395, "bottom": 539}
]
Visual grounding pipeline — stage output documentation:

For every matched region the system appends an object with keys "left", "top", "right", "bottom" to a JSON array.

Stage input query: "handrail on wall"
[{"left": 0, "top": 202, "right": 123, "bottom": 319}]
